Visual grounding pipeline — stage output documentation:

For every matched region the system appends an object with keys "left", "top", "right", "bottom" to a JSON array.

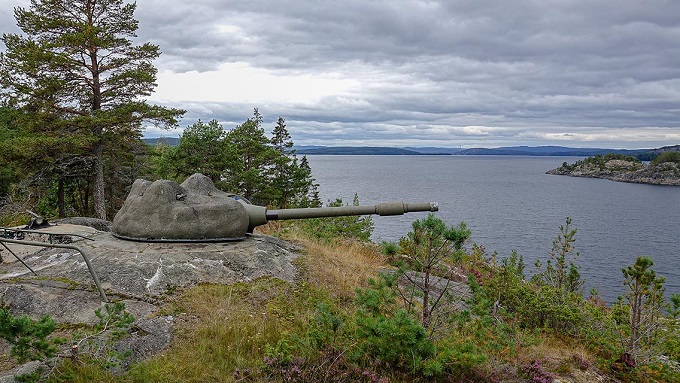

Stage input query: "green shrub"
[
  {"left": 354, "top": 273, "right": 434, "bottom": 369},
  {"left": 0, "top": 308, "right": 58, "bottom": 363},
  {"left": 651, "top": 151, "right": 680, "bottom": 165},
  {"left": 379, "top": 240, "right": 399, "bottom": 257},
  {"left": 355, "top": 308, "right": 433, "bottom": 368},
  {"left": 425, "top": 338, "right": 487, "bottom": 378},
  {"left": 603, "top": 153, "right": 641, "bottom": 163}
]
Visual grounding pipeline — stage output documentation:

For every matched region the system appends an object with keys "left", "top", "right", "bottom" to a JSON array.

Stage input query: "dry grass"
[
  {"left": 523, "top": 333, "right": 592, "bottom": 362},
  {"left": 517, "top": 334, "right": 609, "bottom": 383},
  {"left": 287, "top": 232, "right": 388, "bottom": 301},
  {"left": 126, "top": 281, "right": 292, "bottom": 383}
]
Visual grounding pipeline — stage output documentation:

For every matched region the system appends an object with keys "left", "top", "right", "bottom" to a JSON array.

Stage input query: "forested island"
[{"left": 547, "top": 151, "right": 680, "bottom": 185}]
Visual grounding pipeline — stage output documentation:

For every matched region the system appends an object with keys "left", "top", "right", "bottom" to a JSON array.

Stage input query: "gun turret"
[{"left": 112, "top": 174, "right": 437, "bottom": 242}]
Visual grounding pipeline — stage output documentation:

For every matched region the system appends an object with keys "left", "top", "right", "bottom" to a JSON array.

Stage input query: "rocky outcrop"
[
  {"left": 0, "top": 224, "right": 302, "bottom": 378},
  {"left": 547, "top": 160, "right": 680, "bottom": 185}
]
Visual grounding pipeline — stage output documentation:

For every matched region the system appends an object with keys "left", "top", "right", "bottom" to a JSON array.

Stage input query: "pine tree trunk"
[
  {"left": 93, "top": 141, "right": 106, "bottom": 220},
  {"left": 57, "top": 178, "right": 65, "bottom": 218},
  {"left": 422, "top": 270, "right": 431, "bottom": 330}
]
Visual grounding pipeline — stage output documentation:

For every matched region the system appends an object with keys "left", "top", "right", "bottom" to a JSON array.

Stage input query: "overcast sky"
[{"left": 2, "top": 0, "right": 680, "bottom": 149}]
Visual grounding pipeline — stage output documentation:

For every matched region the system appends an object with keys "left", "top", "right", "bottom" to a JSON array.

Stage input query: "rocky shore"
[{"left": 547, "top": 158, "right": 680, "bottom": 185}]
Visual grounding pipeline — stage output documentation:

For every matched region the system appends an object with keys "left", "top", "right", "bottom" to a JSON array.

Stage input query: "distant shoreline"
[{"left": 142, "top": 138, "right": 680, "bottom": 159}]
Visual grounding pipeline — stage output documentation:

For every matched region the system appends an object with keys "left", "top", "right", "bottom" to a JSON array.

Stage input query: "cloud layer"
[{"left": 2, "top": 0, "right": 680, "bottom": 148}]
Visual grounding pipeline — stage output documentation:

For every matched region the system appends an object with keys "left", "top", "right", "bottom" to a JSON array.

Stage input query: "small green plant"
[
  {"left": 0, "top": 302, "right": 134, "bottom": 382},
  {"left": 354, "top": 273, "right": 434, "bottom": 370},
  {"left": 397, "top": 214, "right": 470, "bottom": 331},
  {"left": 309, "top": 302, "right": 343, "bottom": 347},
  {"left": 532, "top": 217, "right": 584, "bottom": 297},
  {"left": 379, "top": 240, "right": 399, "bottom": 257},
  {"left": 81, "top": 302, "right": 135, "bottom": 367},
  {"left": 0, "top": 307, "right": 59, "bottom": 363}
]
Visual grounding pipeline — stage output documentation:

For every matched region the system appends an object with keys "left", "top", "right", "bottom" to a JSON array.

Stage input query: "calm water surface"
[{"left": 306, "top": 155, "right": 680, "bottom": 303}]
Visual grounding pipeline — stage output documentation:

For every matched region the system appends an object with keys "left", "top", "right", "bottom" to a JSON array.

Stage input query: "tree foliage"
[
  {"left": 223, "top": 111, "right": 277, "bottom": 204},
  {"left": 469, "top": 218, "right": 589, "bottom": 334},
  {"left": 0, "top": 0, "right": 184, "bottom": 219},
  {"left": 559, "top": 153, "right": 642, "bottom": 172},
  {"left": 0, "top": 308, "right": 58, "bottom": 363},
  {"left": 150, "top": 110, "right": 319, "bottom": 210},
  {"left": 354, "top": 273, "right": 435, "bottom": 369},
  {"left": 269, "top": 117, "right": 317, "bottom": 208},
  {"left": 165, "top": 119, "right": 234, "bottom": 185},
  {"left": 0, "top": 105, "right": 20, "bottom": 200},
  {"left": 651, "top": 151, "right": 680, "bottom": 166},
  {"left": 397, "top": 214, "right": 470, "bottom": 332}
]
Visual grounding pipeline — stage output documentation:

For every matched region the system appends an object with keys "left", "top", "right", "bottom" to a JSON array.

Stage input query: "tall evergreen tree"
[
  {"left": 224, "top": 111, "right": 276, "bottom": 204},
  {"left": 0, "top": 0, "right": 184, "bottom": 219},
  {"left": 269, "top": 116, "right": 296, "bottom": 207},
  {"left": 270, "top": 116, "right": 294, "bottom": 155},
  {"left": 295, "top": 155, "right": 320, "bottom": 207},
  {"left": 269, "top": 116, "right": 320, "bottom": 208}
]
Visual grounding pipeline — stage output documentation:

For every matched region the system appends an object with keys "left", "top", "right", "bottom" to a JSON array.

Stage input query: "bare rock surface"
[{"left": 0, "top": 224, "right": 301, "bottom": 379}]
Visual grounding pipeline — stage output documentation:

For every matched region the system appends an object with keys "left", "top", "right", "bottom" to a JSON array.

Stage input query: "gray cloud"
[{"left": 2, "top": 0, "right": 680, "bottom": 148}]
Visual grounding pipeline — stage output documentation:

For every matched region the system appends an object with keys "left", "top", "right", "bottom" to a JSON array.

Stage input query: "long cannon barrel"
[
  {"left": 241, "top": 201, "right": 438, "bottom": 233},
  {"left": 268, "top": 202, "right": 438, "bottom": 220}
]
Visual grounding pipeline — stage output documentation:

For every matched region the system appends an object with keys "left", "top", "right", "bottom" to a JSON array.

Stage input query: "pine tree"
[
  {"left": 619, "top": 256, "right": 667, "bottom": 362},
  {"left": 270, "top": 116, "right": 294, "bottom": 155},
  {"left": 532, "top": 217, "right": 584, "bottom": 297},
  {"left": 224, "top": 110, "right": 276, "bottom": 203},
  {"left": 293, "top": 155, "right": 320, "bottom": 207},
  {"left": 269, "top": 116, "right": 296, "bottom": 207},
  {"left": 0, "top": 0, "right": 184, "bottom": 219},
  {"left": 398, "top": 214, "right": 470, "bottom": 332},
  {"left": 268, "top": 116, "right": 320, "bottom": 208},
  {"left": 171, "top": 119, "right": 234, "bottom": 185}
]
